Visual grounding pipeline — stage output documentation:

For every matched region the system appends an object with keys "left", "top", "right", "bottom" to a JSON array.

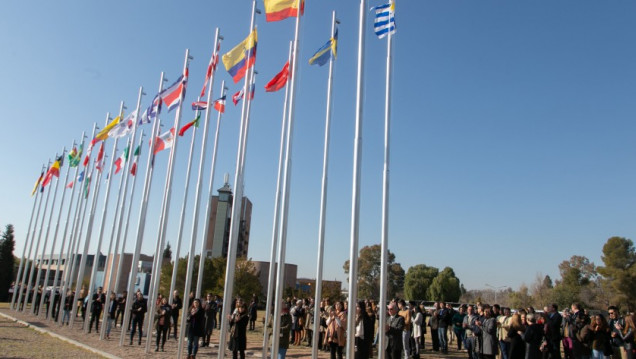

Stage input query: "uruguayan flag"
[{"left": 372, "top": 2, "right": 396, "bottom": 39}]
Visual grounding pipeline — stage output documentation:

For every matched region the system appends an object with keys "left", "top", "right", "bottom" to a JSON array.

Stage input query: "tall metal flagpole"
[
  {"left": 144, "top": 49, "right": 192, "bottom": 353},
  {"left": 100, "top": 88, "right": 144, "bottom": 340},
  {"left": 31, "top": 153, "right": 64, "bottom": 315},
  {"left": 192, "top": 29, "right": 222, "bottom": 298},
  {"left": 346, "top": 0, "right": 367, "bottom": 357},
  {"left": 84, "top": 103, "right": 126, "bottom": 332},
  {"left": 70, "top": 113, "right": 110, "bottom": 328},
  {"left": 119, "top": 114, "right": 161, "bottom": 346},
  {"left": 214, "top": 4, "right": 258, "bottom": 359},
  {"left": 312, "top": 11, "right": 338, "bottom": 358},
  {"left": 49, "top": 135, "right": 85, "bottom": 321},
  {"left": 378, "top": 2, "right": 394, "bottom": 356},
  {"left": 39, "top": 144, "right": 74, "bottom": 318},
  {"left": 263, "top": 43, "right": 292, "bottom": 359},
  {"left": 12, "top": 164, "right": 45, "bottom": 311},
  {"left": 21, "top": 162, "right": 51, "bottom": 313},
  {"left": 272, "top": 0, "right": 303, "bottom": 356},
  {"left": 57, "top": 124, "right": 98, "bottom": 324}
]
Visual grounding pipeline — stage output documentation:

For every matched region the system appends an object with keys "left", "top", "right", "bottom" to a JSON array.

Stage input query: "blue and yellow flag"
[{"left": 309, "top": 29, "right": 338, "bottom": 66}]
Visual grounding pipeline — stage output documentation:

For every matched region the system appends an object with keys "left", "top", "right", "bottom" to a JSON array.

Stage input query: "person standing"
[
  {"left": 202, "top": 293, "right": 217, "bottom": 347},
  {"left": 615, "top": 314, "right": 635, "bottom": 359},
  {"left": 278, "top": 301, "right": 292, "bottom": 359},
  {"left": 397, "top": 300, "right": 412, "bottom": 358},
  {"left": 88, "top": 287, "right": 105, "bottom": 333},
  {"left": 608, "top": 306, "right": 626, "bottom": 359},
  {"left": 545, "top": 304, "right": 563, "bottom": 359},
  {"left": 155, "top": 297, "right": 171, "bottom": 352},
  {"left": 115, "top": 291, "right": 126, "bottom": 328},
  {"left": 171, "top": 290, "right": 183, "bottom": 340},
  {"left": 497, "top": 307, "right": 512, "bottom": 359},
  {"left": 386, "top": 302, "right": 405, "bottom": 359},
  {"left": 430, "top": 302, "right": 441, "bottom": 352},
  {"left": 324, "top": 302, "right": 347, "bottom": 359},
  {"left": 453, "top": 305, "right": 467, "bottom": 351},
  {"left": 463, "top": 305, "right": 480, "bottom": 359},
  {"left": 130, "top": 292, "right": 147, "bottom": 345},
  {"left": 105, "top": 291, "right": 117, "bottom": 339},
  {"left": 248, "top": 297, "right": 258, "bottom": 331},
  {"left": 229, "top": 302, "right": 249, "bottom": 359},
  {"left": 186, "top": 298, "right": 204, "bottom": 359}
]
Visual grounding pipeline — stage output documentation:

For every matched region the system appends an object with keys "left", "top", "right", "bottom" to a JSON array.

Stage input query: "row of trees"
[{"left": 0, "top": 224, "right": 15, "bottom": 301}]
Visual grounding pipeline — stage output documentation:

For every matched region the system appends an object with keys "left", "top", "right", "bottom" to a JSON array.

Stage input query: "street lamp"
[{"left": 485, "top": 283, "right": 508, "bottom": 304}]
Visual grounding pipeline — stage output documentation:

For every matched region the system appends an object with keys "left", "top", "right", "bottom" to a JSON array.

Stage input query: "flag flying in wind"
[
  {"left": 153, "top": 128, "right": 176, "bottom": 155},
  {"left": 66, "top": 180, "right": 74, "bottom": 189},
  {"left": 309, "top": 29, "right": 338, "bottom": 66},
  {"left": 42, "top": 155, "right": 63, "bottom": 188},
  {"left": 140, "top": 95, "right": 162, "bottom": 125},
  {"left": 109, "top": 111, "right": 137, "bottom": 138},
  {"left": 90, "top": 116, "right": 121, "bottom": 147},
  {"left": 265, "top": 61, "right": 290, "bottom": 92},
  {"left": 222, "top": 29, "right": 258, "bottom": 83},
  {"left": 160, "top": 69, "right": 188, "bottom": 112},
  {"left": 84, "top": 173, "right": 92, "bottom": 199},
  {"left": 201, "top": 40, "right": 222, "bottom": 98},
  {"left": 191, "top": 101, "right": 208, "bottom": 111},
  {"left": 129, "top": 146, "right": 141, "bottom": 176},
  {"left": 114, "top": 146, "right": 130, "bottom": 174},
  {"left": 68, "top": 144, "right": 83, "bottom": 167},
  {"left": 31, "top": 170, "right": 44, "bottom": 196},
  {"left": 179, "top": 113, "right": 201, "bottom": 137},
  {"left": 232, "top": 80, "right": 256, "bottom": 106},
  {"left": 213, "top": 95, "right": 226, "bottom": 113},
  {"left": 372, "top": 2, "right": 396, "bottom": 39},
  {"left": 95, "top": 142, "right": 105, "bottom": 172},
  {"left": 264, "top": 0, "right": 305, "bottom": 22}
]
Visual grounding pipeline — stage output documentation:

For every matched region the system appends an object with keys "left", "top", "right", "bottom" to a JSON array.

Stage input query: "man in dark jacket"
[
  {"left": 130, "top": 292, "right": 147, "bottom": 345},
  {"left": 545, "top": 303, "right": 563, "bottom": 359},
  {"left": 386, "top": 302, "right": 405, "bottom": 359},
  {"left": 202, "top": 293, "right": 217, "bottom": 347},
  {"left": 171, "top": 290, "right": 183, "bottom": 339},
  {"left": 88, "top": 287, "right": 105, "bottom": 333},
  {"left": 608, "top": 305, "right": 626, "bottom": 359},
  {"left": 429, "top": 302, "right": 440, "bottom": 352}
]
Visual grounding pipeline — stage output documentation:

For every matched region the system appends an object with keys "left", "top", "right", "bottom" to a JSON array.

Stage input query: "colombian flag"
[
  {"left": 264, "top": 0, "right": 305, "bottom": 22},
  {"left": 222, "top": 29, "right": 258, "bottom": 83}
]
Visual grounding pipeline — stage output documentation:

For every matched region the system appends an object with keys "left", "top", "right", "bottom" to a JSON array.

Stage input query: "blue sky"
[{"left": 2, "top": 0, "right": 636, "bottom": 293}]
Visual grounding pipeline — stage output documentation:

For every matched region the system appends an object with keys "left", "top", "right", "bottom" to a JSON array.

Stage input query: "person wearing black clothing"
[
  {"left": 115, "top": 291, "right": 126, "bottom": 328},
  {"left": 248, "top": 298, "right": 258, "bottom": 331},
  {"left": 171, "top": 290, "right": 183, "bottom": 340},
  {"left": 429, "top": 302, "right": 440, "bottom": 352},
  {"left": 186, "top": 298, "right": 205, "bottom": 359},
  {"left": 62, "top": 290, "right": 73, "bottom": 325},
  {"left": 88, "top": 287, "right": 105, "bottom": 333},
  {"left": 105, "top": 292, "right": 117, "bottom": 339},
  {"left": 202, "top": 294, "right": 217, "bottom": 347},
  {"left": 386, "top": 303, "right": 405, "bottom": 359},
  {"left": 229, "top": 302, "right": 249, "bottom": 359},
  {"left": 130, "top": 292, "right": 147, "bottom": 345},
  {"left": 545, "top": 304, "right": 563, "bottom": 359},
  {"left": 155, "top": 297, "right": 171, "bottom": 352}
]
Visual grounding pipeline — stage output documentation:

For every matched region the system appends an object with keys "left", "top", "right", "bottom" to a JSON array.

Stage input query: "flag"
[
  {"left": 130, "top": 162, "right": 137, "bottom": 176},
  {"left": 178, "top": 114, "right": 201, "bottom": 137},
  {"left": 213, "top": 96, "right": 226, "bottom": 113},
  {"left": 372, "top": 2, "right": 396, "bottom": 39},
  {"left": 108, "top": 111, "right": 137, "bottom": 138},
  {"left": 153, "top": 128, "right": 176, "bottom": 155},
  {"left": 95, "top": 143, "right": 105, "bottom": 172},
  {"left": 309, "top": 29, "right": 338, "bottom": 66},
  {"left": 232, "top": 88, "right": 244, "bottom": 106},
  {"left": 66, "top": 180, "right": 73, "bottom": 189},
  {"left": 222, "top": 29, "right": 258, "bottom": 83},
  {"left": 264, "top": 0, "right": 305, "bottom": 22},
  {"left": 114, "top": 146, "right": 130, "bottom": 174},
  {"left": 140, "top": 95, "right": 162, "bottom": 125},
  {"left": 42, "top": 155, "right": 63, "bottom": 188},
  {"left": 77, "top": 170, "right": 85, "bottom": 182},
  {"left": 84, "top": 173, "right": 91, "bottom": 199},
  {"left": 160, "top": 69, "right": 188, "bottom": 112},
  {"left": 90, "top": 116, "right": 121, "bottom": 147},
  {"left": 191, "top": 101, "right": 208, "bottom": 111},
  {"left": 68, "top": 144, "right": 83, "bottom": 167},
  {"left": 265, "top": 61, "right": 289, "bottom": 92},
  {"left": 31, "top": 171, "right": 44, "bottom": 196},
  {"left": 201, "top": 40, "right": 222, "bottom": 98}
]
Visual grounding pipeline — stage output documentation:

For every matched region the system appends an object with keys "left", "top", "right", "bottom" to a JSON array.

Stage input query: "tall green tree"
[
  {"left": 597, "top": 236, "right": 636, "bottom": 310},
  {"left": 0, "top": 225, "right": 15, "bottom": 301},
  {"left": 343, "top": 244, "right": 405, "bottom": 300},
  {"left": 427, "top": 267, "right": 462, "bottom": 302},
  {"left": 551, "top": 255, "right": 597, "bottom": 309},
  {"left": 404, "top": 264, "right": 439, "bottom": 301}
]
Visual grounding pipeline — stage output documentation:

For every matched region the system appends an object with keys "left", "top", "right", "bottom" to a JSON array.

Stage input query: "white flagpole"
[
  {"left": 31, "top": 153, "right": 64, "bottom": 315},
  {"left": 312, "top": 11, "right": 338, "bottom": 358},
  {"left": 346, "top": 0, "right": 367, "bottom": 357},
  {"left": 263, "top": 43, "right": 292, "bottom": 359},
  {"left": 84, "top": 103, "right": 126, "bottom": 332},
  {"left": 144, "top": 49, "right": 192, "bottom": 353},
  {"left": 39, "top": 144, "right": 74, "bottom": 318},
  {"left": 118, "top": 72, "right": 166, "bottom": 346},
  {"left": 12, "top": 164, "right": 45, "bottom": 311},
  {"left": 49, "top": 134, "right": 85, "bottom": 321},
  {"left": 214, "top": 4, "right": 259, "bottom": 359},
  {"left": 272, "top": 0, "right": 303, "bottom": 356},
  {"left": 100, "top": 88, "right": 145, "bottom": 340},
  {"left": 57, "top": 124, "right": 98, "bottom": 324},
  {"left": 378, "top": 1, "right": 394, "bottom": 356},
  {"left": 70, "top": 113, "right": 110, "bottom": 329}
]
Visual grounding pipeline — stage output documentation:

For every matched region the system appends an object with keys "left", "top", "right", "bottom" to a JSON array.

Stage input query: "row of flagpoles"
[{"left": 10, "top": 0, "right": 396, "bottom": 358}]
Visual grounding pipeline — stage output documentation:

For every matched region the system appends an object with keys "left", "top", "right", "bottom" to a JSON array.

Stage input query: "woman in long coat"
[
  {"left": 480, "top": 307, "right": 499, "bottom": 359},
  {"left": 229, "top": 302, "right": 249, "bottom": 359},
  {"left": 186, "top": 299, "right": 205, "bottom": 359}
]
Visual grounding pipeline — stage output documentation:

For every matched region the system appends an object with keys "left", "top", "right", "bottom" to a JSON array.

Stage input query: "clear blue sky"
[{"left": 2, "top": 0, "right": 636, "bottom": 293}]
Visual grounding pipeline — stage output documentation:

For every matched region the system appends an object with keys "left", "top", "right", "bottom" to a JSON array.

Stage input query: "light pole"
[{"left": 485, "top": 283, "right": 508, "bottom": 304}]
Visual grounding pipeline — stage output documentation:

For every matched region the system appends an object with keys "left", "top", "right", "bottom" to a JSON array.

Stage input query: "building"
[
  {"left": 204, "top": 178, "right": 252, "bottom": 259},
  {"left": 296, "top": 277, "right": 343, "bottom": 298},
  {"left": 252, "top": 261, "right": 297, "bottom": 297}
]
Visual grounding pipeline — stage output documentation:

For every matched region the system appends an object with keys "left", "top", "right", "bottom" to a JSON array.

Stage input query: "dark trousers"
[
  {"left": 130, "top": 317, "right": 143, "bottom": 344},
  {"left": 232, "top": 349, "right": 246, "bottom": 359},
  {"left": 171, "top": 313, "right": 179, "bottom": 338},
  {"left": 330, "top": 342, "right": 344, "bottom": 359},
  {"left": 156, "top": 324, "right": 168, "bottom": 349},
  {"left": 115, "top": 309, "right": 124, "bottom": 327},
  {"left": 386, "top": 343, "right": 402, "bottom": 359},
  {"left": 355, "top": 337, "right": 369, "bottom": 359},
  {"left": 89, "top": 310, "right": 101, "bottom": 332},
  {"left": 431, "top": 327, "right": 440, "bottom": 351}
]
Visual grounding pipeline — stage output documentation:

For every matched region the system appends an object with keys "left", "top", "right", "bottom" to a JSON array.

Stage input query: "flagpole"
[
  {"left": 119, "top": 72, "right": 165, "bottom": 346},
  {"left": 12, "top": 164, "right": 45, "bottom": 311},
  {"left": 215, "top": 4, "right": 259, "bottom": 358},
  {"left": 39, "top": 145, "right": 74, "bottom": 318},
  {"left": 30, "top": 155, "right": 62, "bottom": 315},
  {"left": 263, "top": 42, "right": 292, "bottom": 359},
  {"left": 272, "top": 0, "right": 303, "bottom": 356},
  {"left": 346, "top": 0, "right": 367, "bottom": 357},
  {"left": 70, "top": 113, "right": 110, "bottom": 329},
  {"left": 144, "top": 49, "right": 192, "bottom": 353},
  {"left": 49, "top": 135, "right": 85, "bottom": 321},
  {"left": 378, "top": 1, "right": 394, "bottom": 356},
  {"left": 312, "top": 11, "right": 338, "bottom": 358},
  {"left": 192, "top": 29, "right": 222, "bottom": 298},
  {"left": 58, "top": 124, "right": 98, "bottom": 324},
  {"left": 100, "top": 88, "right": 145, "bottom": 340}
]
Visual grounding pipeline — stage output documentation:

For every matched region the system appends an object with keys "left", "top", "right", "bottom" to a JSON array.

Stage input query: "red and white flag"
[
  {"left": 201, "top": 40, "right": 221, "bottom": 98},
  {"left": 152, "top": 128, "right": 176, "bottom": 155}
]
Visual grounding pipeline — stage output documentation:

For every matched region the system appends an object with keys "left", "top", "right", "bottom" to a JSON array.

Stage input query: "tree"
[
  {"left": 343, "top": 244, "right": 405, "bottom": 300},
  {"left": 530, "top": 274, "right": 554, "bottom": 308},
  {"left": 404, "top": 264, "right": 439, "bottom": 301},
  {"left": 427, "top": 267, "right": 462, "bottom": 302},
  {"left": 163, "top": 243, "right": 172, "bottom": 262},
  {"left": 597, "top": 237, "right": 636, "bottom": 310},
  {"left": 0, "top": 224, "right": 15, "bottom": 301},
  {"left": 508, "top": 284, "right": 533, "bottom": 309},
  {"left": 551, "top": 255, "right": 598, "bottom": 309},
  {"left": 233, "top": 258, "right": 263, "bottom": 300}
]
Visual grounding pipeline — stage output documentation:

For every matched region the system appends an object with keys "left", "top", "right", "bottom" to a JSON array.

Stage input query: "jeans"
[
  {"left": 188, "top": 335, "right": 200, "bottom": 356},
  {"left": 438, "top": 326, "right": 448, "bottom": 351},
  {"left": 402, "top": 330, "right": 411, "bottom": 359},
  {"left": 465, "top": 335, "right": 478, "bottom": 359},
  {"left": 592, "top": 349, "right": 607, "bottom": 359},
  {"left": 278, "top": 347, "right": 287, "bottom": 359},
  {"left": 106, "top": 317, "right": 114, "bottom": 337},
  {"left": 130, "top": 317, "right": 143, "bottom": 343},
  {"left": 454, "top": 328, "right": 465, "bottom": 350},
  {"left": 499, "top": 340, "right": 510, "bottom": 359},
  {"left": 62, "top": 309, "right": 70, "bottom": 325}
]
